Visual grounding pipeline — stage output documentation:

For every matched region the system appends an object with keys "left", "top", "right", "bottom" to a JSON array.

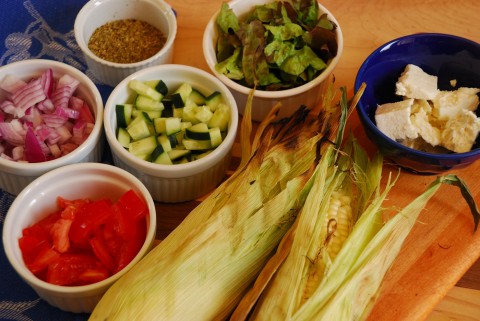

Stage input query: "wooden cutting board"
[{"left": 157, "top": 0, "right": 480, "bottom": 319}]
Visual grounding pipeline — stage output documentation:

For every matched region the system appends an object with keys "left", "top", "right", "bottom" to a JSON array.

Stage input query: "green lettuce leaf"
[
  {"left": 280, "top": 46, "right": 326, "bottom": 76},
  {"left": 215, "top": 47, "right": 244, "bottom": 80},
  {"left": 264, "top": 23, "right": 304, "bottom": 41},
  {"left": 216, "top": 3, "right": 240, "bottom": 34}
]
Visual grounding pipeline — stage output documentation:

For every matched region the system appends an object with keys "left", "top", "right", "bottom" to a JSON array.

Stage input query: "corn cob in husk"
[
  {"left": 238, "top": 119, "right": 479, "bottom": 321},
  {"left": 89, "top": 83, "right": 351, "bottom": 321}
]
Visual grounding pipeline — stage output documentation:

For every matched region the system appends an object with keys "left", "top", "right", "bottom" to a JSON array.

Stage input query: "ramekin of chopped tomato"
[{"left": 2, "top": 162, "right": 156, "bottom": 313}]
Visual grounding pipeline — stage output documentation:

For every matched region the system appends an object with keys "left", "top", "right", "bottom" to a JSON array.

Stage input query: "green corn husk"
[
  {"left": 244, "top": 134, "right": 479, "bottom": 321},
  {"left": 89, "top": 82, "right": 351, "bottom": 320},
  {"left": 291, "top": 175, "right": 479, "bottom": 321},
  {"left": 247, "top": 134, "right": 386, "bottom": 320}
]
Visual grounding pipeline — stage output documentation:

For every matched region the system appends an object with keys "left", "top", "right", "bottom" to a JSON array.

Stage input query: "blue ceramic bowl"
[{"left": 354, "top": 33, "right": 480, "bottom": 174}]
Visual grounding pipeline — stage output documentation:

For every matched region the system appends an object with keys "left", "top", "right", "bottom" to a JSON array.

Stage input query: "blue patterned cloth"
[{"left": 0, "top": 1, "right": 115, "bottom": 320}]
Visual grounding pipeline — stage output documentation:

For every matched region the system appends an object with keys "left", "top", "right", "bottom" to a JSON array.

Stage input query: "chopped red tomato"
[
  {"left": 117, "top": 189, "right": 148, "bottom": 221},
  {"left": 89, "top": 230, "right": 115, "bottom": 272},
  {"left": 115, "top": 218, "right": 147, "bottom": 273},
  {"left": 27, "top": 245, "right": 61, "bottom": 275},
  {"left": 18, "top": 189, "right": 149, "bottom": 286},
  {"left": 47, "top": 253, "right": 108, "bottom": 286},
  {"left": 18, "top": 235, "right": 47, "bottom": 265},
  {"left": 50, "top": 218, "right": 73, "bottom": 253},
  {"left": 69, "top": 198, "right": 114, "bottom": 245}
]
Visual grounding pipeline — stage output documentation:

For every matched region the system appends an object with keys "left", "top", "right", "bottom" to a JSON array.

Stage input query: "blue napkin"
[{"left": 0, "top": 1, "right": 115, "bottom": 319}]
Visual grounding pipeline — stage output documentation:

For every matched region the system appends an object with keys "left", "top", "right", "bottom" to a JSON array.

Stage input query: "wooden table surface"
[{"left": 161, "top": 0, "right": 480, "bottom": 320}]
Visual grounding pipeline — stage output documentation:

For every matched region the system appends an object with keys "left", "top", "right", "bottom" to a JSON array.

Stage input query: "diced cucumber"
[
  {"left": 192, "top": 150, "right": 213, "bottom": 160},
  {"left": 175, "top": 130, "right": 185, "bottom": 145},
  {"left": 129, "top": 79, "right": 162, "bottom": 101},
  {"left": 144, "top": 79, "right": 168, "bottom": 96},
  {"left": 116, "top": 104, "right": 133, "bottom": 128},
  {"left": 161, "top": 98, "right": 174, "bottom": 117},
  {"left": 173, "top": 106, "right": 183, "bottom": 118},
  {"left": 175, "top": 157, "right": 190, "bottom": 164},
  {"left": 171, "top": 93, "right": 184, "bottom": 108},
  {"left": 167, "top": 149, "right": 191, "bottom": 161},
  {"left": 187, "top": 88, "right": 206, "bottom": 106},
  {"left": 185, "top": 122, "right": 210, "bottom": 140},
  {"left": 115, "top": 80, "right": 231, "bottom": 165},
  {"left": 171, "top": 82, "right": 193, "bottom": 107},
  {"left": 181, "top": 122, "right": 192, "bottom": 130},
  {"left": 128, "top": 135, "right": 157, "bottom": 157},
  {"left": 182, "top": 138, "right": 212, "bottom": 150},
  {"left": 208, "top": 105, "right": 230, "bottom": 131},
  {"left": 205, "top": 91, "right": 224, "bottom": 111},
  {"left": 127, "top": 112, "right": 155, "bottom": 141},
  {"left": 132, "top": 109, "right": 162, "bottom": 120},
  {"left": 182, "top": 105, "right": 199, "bottom": 124},
  {"left": 157, "top": 134, "right": 173, "bottom": 152},
  {"left": 168, "top": 134, "right": 178, "bottom": 148},
  {"left": 135, "top": 95, "right": 164, "bottom": 111},
  {"left": 154, "top": 117, "right": 182, "bottom": 136},
  {"left": 209, "top": 127, "right": 223, "bottom": 148},
  {"left": 194, "top": 106, "right": 213, "bottom": 123},
  {"left": 150, "top": 145, "right": 172, "bottom": 165},
  {"left": 117, "top": 127, "right": 131, "bottom": 148}
]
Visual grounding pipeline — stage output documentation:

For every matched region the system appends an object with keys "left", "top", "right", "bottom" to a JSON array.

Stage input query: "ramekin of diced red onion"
[{"left": 0, "top": 59, "right": 104, "bottom": 195}]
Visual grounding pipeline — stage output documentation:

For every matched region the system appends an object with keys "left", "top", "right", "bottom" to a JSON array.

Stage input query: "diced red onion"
[
  {"left": 57, "top": 74, "right": 80, "bottom": 91},
  {"left": 0, "top": 74, "right": 27, "bottom": 94},
  {"left": 48, "top": 143, "right": 61, "bottom": 158},
  {"left": 72, "top": 119, "right": 86, "bottom": 138},
  {"left": 37, "top": 98, "right": 55, "bottom": 113},
  {"left": 35, "top": 125, "right": 53, "bottom": 141},
  {"left": 0, "top": 68, "right": 94, "bottom": 163},
  {"left": 56, "top": 125, "right": 72, "bottom": 144},
  {"left": 0, "top": 123, "right": 24, "bottom": 145},
  {"left": 1, "top": 153, "right": 13, "bottom": 160},
  {"left": 46, "top": 129, "right": 61, "bottom": 145},
  {"left": 24, "top": 127, "right": 47, "bottom": 163},
  {"left": 11, "top": 146, "right": 24, "bottom": 161},
  {"left": 0, "top": 100, "right": 16, "bottom": 115},
  {"left": 40, "top": 68, "right": 54, "bottom": 97},
  {"left": 51, "top": 85, "right": 75, "bottom": 110},
  {"left": 69, "top": 96, "right": 84, "bottom": 110},
  {"left": 55, "top": 105, "right": 80, "bottom": 119},
  {"left": 23, "top": 106, "right": 43, "bottom": 127},
  {"left": 11, "top": 78, "right": 46, "bottom": 117},
  {"left": 42, "top": 113, "right": 68, "bottom": 128}
]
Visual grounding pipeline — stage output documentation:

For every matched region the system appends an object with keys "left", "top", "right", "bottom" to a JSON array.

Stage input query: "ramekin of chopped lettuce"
[{"left": 203, "top": 0, "right": 343, "bottom": 121}]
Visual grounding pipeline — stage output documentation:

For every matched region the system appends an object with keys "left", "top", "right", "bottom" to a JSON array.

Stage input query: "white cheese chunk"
[
  {"left": 375, "top": 98, "right": 418, "bottom": 141},
  {"left": 395, "top": 64, "right": 438, "bottom": 100},
  {"left": 410, "top": 100, "right": 442, "bottom": 146},
  {"left": 441, "top": 109, "right": 480, "bottom": 153},
  {"left": 432, "top": 87, "right": 480, "bottom": 121}
]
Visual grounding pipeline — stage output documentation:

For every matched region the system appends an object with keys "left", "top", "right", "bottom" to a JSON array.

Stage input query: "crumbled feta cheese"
[
  {"left": 410, "top": 101, "right": 442, "bottom": 146},
  {"left": 375, "top": 64, "right": 480, "bottom": 153},
  {"left": 395, "top": 64, "right": 438, "bottom": 100},
  {"left": 432, "top": 87, "right": 480, "bottom": 121},
  {"left": 441, "top": 110, "right": 480, "bottom": 153},
  {"left": 375, "top": 98, "right": 418, "bottom": 141}
]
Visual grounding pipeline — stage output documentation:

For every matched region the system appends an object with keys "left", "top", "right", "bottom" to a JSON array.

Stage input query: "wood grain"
[{"left": 160, "top": 0, "right": 480, "bottom": 320}]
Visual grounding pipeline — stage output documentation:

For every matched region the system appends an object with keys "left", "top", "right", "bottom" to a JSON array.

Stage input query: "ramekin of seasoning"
[{"left": 74, "top": 0, "right": 177, "bottom": 87}]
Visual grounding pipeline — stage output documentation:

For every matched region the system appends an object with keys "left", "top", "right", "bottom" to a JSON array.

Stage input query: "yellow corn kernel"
[{"left": 322, "top": 191, "right": 353, "bottom": 261}]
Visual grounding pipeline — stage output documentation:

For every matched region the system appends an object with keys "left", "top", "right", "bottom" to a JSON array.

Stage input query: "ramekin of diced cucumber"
[{"left": 114, "top": 78, "right": 231, "bottom": 164}]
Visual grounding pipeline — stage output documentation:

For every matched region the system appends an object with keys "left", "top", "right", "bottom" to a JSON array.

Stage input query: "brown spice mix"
[{"left": 88, "top": 19, "right": 166, "bottom": 64}]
